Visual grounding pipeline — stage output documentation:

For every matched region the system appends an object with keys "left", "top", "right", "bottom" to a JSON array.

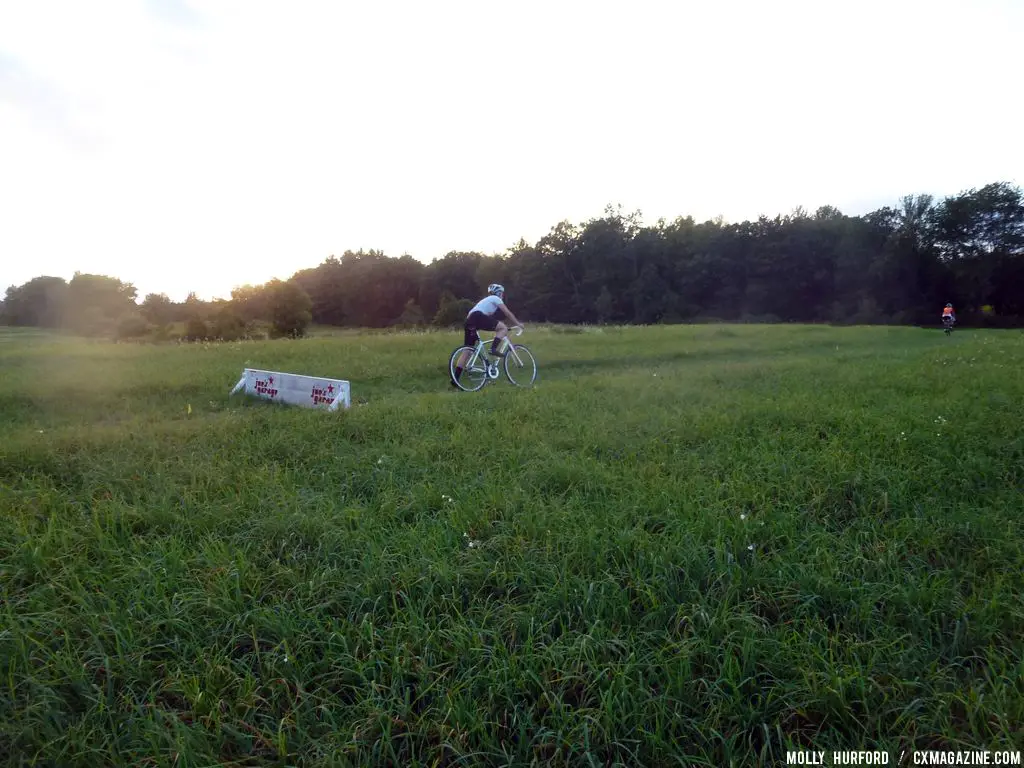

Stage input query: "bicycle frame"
[{"left": 462, "top": 326, "right": 525, "bottom": 375}]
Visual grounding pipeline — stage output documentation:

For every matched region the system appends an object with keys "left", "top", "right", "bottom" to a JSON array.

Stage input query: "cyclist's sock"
[{"left": 453, "top": 366, "right": 463, "bottom": 380}]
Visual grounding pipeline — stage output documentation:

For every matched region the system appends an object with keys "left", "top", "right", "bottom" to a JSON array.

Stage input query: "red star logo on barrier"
[{"left": 327, "top": 384, "right": 334, "bottom": 394}]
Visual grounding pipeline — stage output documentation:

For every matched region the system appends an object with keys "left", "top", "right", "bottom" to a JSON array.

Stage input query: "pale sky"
[{"left": 2, "top": 0, "right": 1022, "bottom": 302}]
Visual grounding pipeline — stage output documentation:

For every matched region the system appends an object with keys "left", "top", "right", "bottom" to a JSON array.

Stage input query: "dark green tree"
[
  {"left": 140, "top": 293, "right": 175, "bottom": 326},
  {"left": 64, "top": 273, "right": 138, "bottom": 335},
  {"left": 932, "top": 182, "right": 1024, "bottom": 319},
  {"left": 265, "top": 279, "right": 313, "bottom": 338},
  {"left": 1, "top": 276, "right": 68, "bottom": 327}
]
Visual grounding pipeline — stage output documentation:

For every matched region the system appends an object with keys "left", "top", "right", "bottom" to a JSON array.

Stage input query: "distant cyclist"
[
  {"left": 451, "top": 284, "right": 524, "bottom": 387},
  {"left": 942, "top": 302, "right": 956, "bottom": 325}
]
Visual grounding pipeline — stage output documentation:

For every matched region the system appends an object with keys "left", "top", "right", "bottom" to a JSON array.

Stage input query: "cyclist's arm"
[{"left": 499, "top": 304, "right": 522, "bottom": 327}]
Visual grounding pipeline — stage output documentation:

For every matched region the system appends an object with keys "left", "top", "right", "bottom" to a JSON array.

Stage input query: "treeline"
[
  {"left": 0, "top": 275, "right": 313, "bottom": 341},
  {"left": 3, "top": 181, "right": 1023, "bottom": 338}
]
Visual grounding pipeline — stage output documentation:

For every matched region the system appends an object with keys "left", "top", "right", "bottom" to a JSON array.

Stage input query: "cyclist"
[
  {"left": 451, "top": 284, "right": 524, "bottom": 387},
  {"left": 942, "top": 303, "right": 956, "bottom": 326}
]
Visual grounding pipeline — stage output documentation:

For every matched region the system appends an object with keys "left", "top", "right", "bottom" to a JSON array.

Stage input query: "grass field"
[{"left": 2, "top": 323, "right": 1023, "bottom": 767}]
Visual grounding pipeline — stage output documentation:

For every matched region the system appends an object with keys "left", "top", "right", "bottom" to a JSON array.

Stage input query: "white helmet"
[{"left": 488, "top": 283, "right": 505, "bottom": 298}]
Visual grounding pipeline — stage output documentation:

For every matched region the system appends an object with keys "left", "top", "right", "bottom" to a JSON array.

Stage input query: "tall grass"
[{"left": 2, "top": 324, "right": 1023, "bottom": 766}]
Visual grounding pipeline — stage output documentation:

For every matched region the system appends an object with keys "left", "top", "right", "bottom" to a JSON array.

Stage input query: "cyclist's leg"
[
  {"left": 453, "top": 317, "right": 480, "bottom": 382},
  {"left": 490, "top": 320, "right": 508, "bottom": 353}
]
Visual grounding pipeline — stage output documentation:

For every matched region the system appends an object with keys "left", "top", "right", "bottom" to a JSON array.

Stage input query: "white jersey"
[{"left": 468, "top": 295, "right": 504, "bottom": 317}]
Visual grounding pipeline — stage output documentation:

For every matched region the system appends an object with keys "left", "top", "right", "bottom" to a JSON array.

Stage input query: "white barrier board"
[{"left": 230, "top": 368, "right": 350, "bottom": 411}]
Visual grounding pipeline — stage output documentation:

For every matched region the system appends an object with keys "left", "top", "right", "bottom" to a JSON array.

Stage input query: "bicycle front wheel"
[
  {"left": 504, "top": 344, "right": 537, "bottom": 386},
  {"left": 449, "top": 346, "right": 488, "bottom": 392}
]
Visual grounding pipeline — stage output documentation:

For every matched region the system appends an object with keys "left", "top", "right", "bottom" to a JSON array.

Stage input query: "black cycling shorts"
[{"left": 464, "top": 311, "right": 499, "bottom": 346}]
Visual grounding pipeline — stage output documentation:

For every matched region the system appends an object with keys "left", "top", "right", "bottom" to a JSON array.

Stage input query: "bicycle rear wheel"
[
  {"left": 504, "top": 344, "right": 537, "bottom": 386},
  {"left": 449, "top": 346, "right": 488, "bottom": 391}
]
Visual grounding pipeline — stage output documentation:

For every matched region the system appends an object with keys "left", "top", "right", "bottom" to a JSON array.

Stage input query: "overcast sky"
[{"left": 2, "top": 0, "right": 1021, "bottom": 302}]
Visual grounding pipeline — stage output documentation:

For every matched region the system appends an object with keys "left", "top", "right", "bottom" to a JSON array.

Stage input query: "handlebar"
[{"left": 510, "top": 325, "right": 524, "bottom": 337}]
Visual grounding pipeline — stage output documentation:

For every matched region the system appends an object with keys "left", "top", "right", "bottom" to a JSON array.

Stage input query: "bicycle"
[
  {"left": 448, "top": 325, "right": 537, "bottom": 391},
  {"left": 943, "top": 316, "right": 955, "bottom": 336}
]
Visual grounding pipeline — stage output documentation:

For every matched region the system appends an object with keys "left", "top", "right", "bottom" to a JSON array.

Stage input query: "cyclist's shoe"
[{"left": 450, "top": 378, "right": 460, "bottom": 389}]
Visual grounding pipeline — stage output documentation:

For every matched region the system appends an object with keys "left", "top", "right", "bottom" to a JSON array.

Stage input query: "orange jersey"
[{"left": 943, "top": 307, "right": 954, "bottom": 316}]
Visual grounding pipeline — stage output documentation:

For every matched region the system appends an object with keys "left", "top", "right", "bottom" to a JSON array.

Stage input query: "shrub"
[
  {"left": 184, "top": 317, "right": 209, "bottom": 341},
  {"left": 211, "top": 308, "right": 246, "bottom": 341},
  {"left": 115, "top": 314, "right": 152, "bottom": 340},
  {"left": 432, "top": 298, "right": 474, "bottom": 327},
  {"left": 738, "top": 313, "right": 782, "bottom": 324},
  {"left": 851, "top": 298, "right": 884, "bottom": 325},
  {"left": 73, "top": 306, "right": 113, "bottom": 337},
  {"left": 392, "top": 299, "right": 425, "bottom": 328},
  {"left": 265, "top": 280, "right": 312, "bottom": 338}
]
